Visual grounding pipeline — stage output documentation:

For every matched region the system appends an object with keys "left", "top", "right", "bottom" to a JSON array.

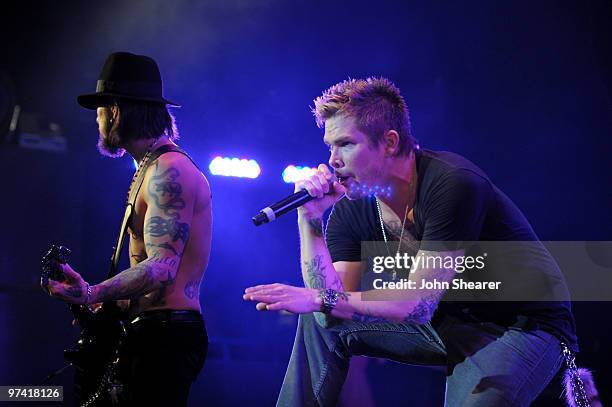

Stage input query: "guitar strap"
[{"left": 107, "top": 144, "right": 199, "bottom": 279}]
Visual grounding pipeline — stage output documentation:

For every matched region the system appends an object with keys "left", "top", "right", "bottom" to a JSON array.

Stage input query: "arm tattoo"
[
  {"left": 148, "top": 164, "right": 186, "bottom": 217},
  {"left": 329, "top": 274, "right": 344, "bottom": 291},
  {"left": 304, "top": 255, "right": 326, "bottom": 289},
  {"left": 146, "top": 162, "right": 190, "bottom": 244},
  {"left": 308, "top": 218, "right": 323, "bottom": 237},
  {"left": 146, "top": 216, "right": 190, "bottom": 243},
  {"left": 184, "top": 279, "right": 200, "bottom": 299},
  {"left": 95, "top": 263, "right": 156, "bottom": 302},
  {"left": 149, "top": 250, "right": 179, "bottom": 267},
  {"left": 337, "top": 291, "right": 350, "bottom": 302},
  {"left": 303, "top": 256, "right": 343, "bottom": 291},
  {"left": 146, "top": 242, "right": 181, "bottom": 256},
  {"left": 404, "top": 292, "right": 441, "bottom": 324},
  {"left": 131, "top": 253, "right": 147, "bottom": 262}
]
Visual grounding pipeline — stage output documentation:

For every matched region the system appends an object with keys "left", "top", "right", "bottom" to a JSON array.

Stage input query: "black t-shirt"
[{"left": 326, "top": 148, "right": 578, "bottom": 350}]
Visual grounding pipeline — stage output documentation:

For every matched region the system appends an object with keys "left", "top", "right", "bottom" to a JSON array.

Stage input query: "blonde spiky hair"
[{"left": 312, "top": 77, "right": 416, "bottom": 156}]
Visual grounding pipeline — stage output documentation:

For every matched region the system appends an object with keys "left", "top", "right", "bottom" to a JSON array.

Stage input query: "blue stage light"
[
  {"left": 282, "top": 165, "right": 317, "bottom": 183},
  {"left": 209, "top": 156, "right": 261, "bottom": 179}
]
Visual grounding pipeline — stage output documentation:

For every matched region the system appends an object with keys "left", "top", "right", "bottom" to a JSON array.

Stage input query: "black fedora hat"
[{"left": 77, "top": 52, "right": 180, "bottom": 109}]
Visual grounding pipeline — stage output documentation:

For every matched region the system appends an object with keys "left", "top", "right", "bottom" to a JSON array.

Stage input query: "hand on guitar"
[{"left": 46, "top": 263, "right": 91, "bottom": 305}]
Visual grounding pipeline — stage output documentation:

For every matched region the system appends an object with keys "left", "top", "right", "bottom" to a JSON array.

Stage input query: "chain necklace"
[
  {"left": 125, "top": 137, "right": 160, "bottom": 203},
  {"left": 375, "top": 197, "right": 411, "bottom": 280}
]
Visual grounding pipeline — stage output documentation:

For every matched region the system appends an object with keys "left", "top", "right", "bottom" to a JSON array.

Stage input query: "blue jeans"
[{"left": 277, "top": 313, "right": 563, "bottom": 406}]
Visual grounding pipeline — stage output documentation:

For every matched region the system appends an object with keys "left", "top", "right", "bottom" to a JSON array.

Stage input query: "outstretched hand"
[
  {"left": 45, "top": 263, "right": 90, "bottom": 305},
  {"left": 243, "top": 283, "right": 322, "bottom": 314}
]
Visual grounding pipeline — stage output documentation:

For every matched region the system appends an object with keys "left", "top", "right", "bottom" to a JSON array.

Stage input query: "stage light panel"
[
  {"left": 209, "top": 156, "right": 261, "bottom": 179},
  {"left": 282, "top": 165, "right": 317, "bottom": 183}
]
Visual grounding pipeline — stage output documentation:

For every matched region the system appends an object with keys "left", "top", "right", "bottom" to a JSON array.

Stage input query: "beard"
[{"left": 96, "top": 129, "right": 126, "bottom": 158}]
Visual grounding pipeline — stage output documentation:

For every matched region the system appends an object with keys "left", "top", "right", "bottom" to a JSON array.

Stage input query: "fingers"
[
  {"left": 264, "top": 302, "right": 286, "bottom": 311},
  {"left": 244, "top": 284, "right": 287, "bottom": 310},
  {"left": 242, "top": 291, "right": 281, "bottom": 302},
  {"left": 244, "top": 283, "right": 283, "bottom": 294},
  {"left": 61, "top": 264, "right": 80, "bottom": 281},
  {"left": 295, "top": 178, "right": 325, "bottom": 198},
  {"left": 294, "top": 164, "right": 332, "bottom": 197},
  {"left": 331, "top": 180, "right": 346, "bottom": 196},
  {"left": 46, "top": 280, "right": 60, "bottom": 297},
  {"left": 255, "top": 302, "right": 285, "bottom": 312},
  {"left": 317, "top": 164, "right": 345, "bottom": 197},
  {"left": 318, "top": 164, "right": 334, "bottom": 181}
]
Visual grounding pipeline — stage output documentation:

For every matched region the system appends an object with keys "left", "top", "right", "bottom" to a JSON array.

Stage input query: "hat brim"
[{"left": 77, "top": 92, "right": 181, "bottom": 110}]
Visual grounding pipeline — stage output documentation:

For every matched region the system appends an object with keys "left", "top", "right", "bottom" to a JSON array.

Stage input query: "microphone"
[{"left": 252, "top": 178, "right": 336, "bottom": 226}]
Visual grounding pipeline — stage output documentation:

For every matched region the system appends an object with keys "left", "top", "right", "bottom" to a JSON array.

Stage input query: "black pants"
[{"left": 120, "top": 310, "right": 208, "bottom": 406}]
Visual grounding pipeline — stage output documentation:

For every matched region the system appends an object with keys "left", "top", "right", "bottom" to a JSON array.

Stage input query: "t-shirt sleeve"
[
  {"left": 326, "top": 202, "right": 362, "bottom": 262},
  {"left": 420, "top": 169, "right": 492, "bottom": 251}
]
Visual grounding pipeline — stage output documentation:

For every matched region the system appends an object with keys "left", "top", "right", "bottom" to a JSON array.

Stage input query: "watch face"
[{"left": 320, "top": 289, "right": 339, "bottom": 314}]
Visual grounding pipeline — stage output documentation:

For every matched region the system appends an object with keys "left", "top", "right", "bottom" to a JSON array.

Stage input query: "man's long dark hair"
[{"left": 115, "top": 98, "right": 179, "bottom": 142}]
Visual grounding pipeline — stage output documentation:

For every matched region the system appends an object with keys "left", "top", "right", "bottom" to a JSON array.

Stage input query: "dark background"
[{"left": 0, "top": 0, "right": 610, "bottom": 406}]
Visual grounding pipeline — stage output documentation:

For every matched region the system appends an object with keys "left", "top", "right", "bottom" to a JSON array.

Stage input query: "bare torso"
[{"left": 126, "top": 151, "right": 212, "bottom": 316}]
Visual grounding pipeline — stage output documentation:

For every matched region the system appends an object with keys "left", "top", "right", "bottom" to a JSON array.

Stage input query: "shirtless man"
[{"left": 45, "top": 52, "right": 211, "bottom": 406}]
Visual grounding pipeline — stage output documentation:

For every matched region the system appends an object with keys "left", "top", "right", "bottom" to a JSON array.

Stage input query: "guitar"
[{"left": 41, "top": 245, "right": 127, "bottom": 406}]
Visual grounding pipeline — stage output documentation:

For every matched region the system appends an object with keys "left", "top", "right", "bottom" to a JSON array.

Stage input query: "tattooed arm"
[
  {"left": 245, "top": 248, "right": 460, "bottom": 325},
  {"left": 89, "top": 154, "right": 195, "bottom": 303},
  {"left": 324, "top": 248, "right": 460, "bottom": 324},
  {"left": 298, "top": 214, "right": 365, "bottom": 327}
]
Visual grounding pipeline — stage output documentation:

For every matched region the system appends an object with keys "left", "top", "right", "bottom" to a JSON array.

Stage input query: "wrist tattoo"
[{"left": 337, "top": 291, "right": 350, "bottom": 302}]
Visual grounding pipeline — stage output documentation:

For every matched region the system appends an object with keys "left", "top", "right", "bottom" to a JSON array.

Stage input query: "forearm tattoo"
[
  {"left": 404, "top": 292, "right": 442, "bottom": 324},
  {"left": 304, "top": 255, "right": 326, "bottom": 289},
  {"left": 94, "top": 251, "right": 180, "bottom": 302},
  {"left": 303, "top": 252, "right": 344, "bottom": 291},
  {"left": 95, "top": 263, "right": 156, "bottom": 302}
]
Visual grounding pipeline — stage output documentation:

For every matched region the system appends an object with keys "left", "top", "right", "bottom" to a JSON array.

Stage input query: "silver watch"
[{"left": 319, "top": 288, "right": 339, "bottom": 314}]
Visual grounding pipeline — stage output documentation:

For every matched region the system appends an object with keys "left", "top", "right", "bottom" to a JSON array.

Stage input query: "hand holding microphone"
[
  {"left": 294, "top": 164, "right": 345, "bottom": 220},
  {"left": 252, "top": 164, "right": 346, "bottom": 226}
]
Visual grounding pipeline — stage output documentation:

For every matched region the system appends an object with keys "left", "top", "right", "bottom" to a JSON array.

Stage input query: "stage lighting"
[
  {"left": 209, "top": 156, "right": 261, "bottom": 179},
  {"left": 282, "top": 165, "right": 317, "bottom": 183}
]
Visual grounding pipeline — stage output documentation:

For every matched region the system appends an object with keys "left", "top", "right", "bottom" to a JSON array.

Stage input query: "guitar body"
[{"left": 42, "top": 245, "right": 127, "bottom": 406}]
